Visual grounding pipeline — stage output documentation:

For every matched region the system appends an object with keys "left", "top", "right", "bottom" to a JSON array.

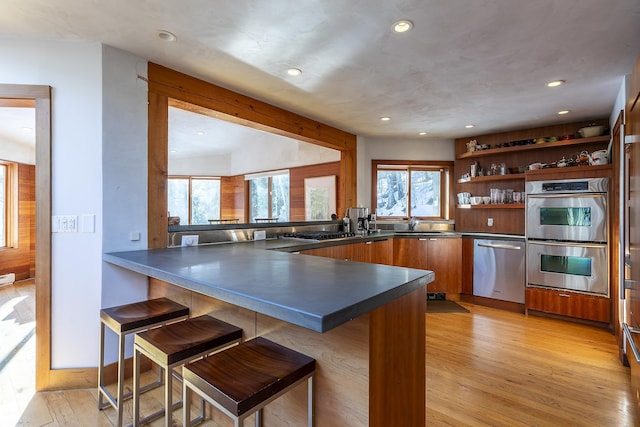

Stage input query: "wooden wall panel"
[
  {"left": 0, "top": 163, "right": 35, "bottom": 280},
  {"left": 289, "top": 161, "right": 340, "bottom": 221},
  {"left": 220, "top": 175, "right": 245, "bottom": 221}
]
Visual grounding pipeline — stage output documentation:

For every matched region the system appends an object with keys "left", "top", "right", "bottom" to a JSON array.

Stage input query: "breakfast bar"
[{"left": 104, "top": 241, "right": 432, "bottom": 426}]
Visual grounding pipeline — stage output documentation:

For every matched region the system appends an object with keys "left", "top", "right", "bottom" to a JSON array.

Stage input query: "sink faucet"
[{"left": 409, "top": 216, "right": 419, "bottom": 231}]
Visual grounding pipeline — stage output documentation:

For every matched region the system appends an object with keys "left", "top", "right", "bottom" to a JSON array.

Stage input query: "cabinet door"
[
  {"left": 427, "top": 238, "right": 462, "bottom": 294},
  {"left": 346, "top": 241, "right": 371, "bottom": 263},
  {"left": 371, "top": 239, "right": 393, "bottom": 265},
  {"left": 300, "top": 245, "right": 348, "bottom": 260},
  {"left": 393, "top": 238, "right": 429, "bottom": 269}
]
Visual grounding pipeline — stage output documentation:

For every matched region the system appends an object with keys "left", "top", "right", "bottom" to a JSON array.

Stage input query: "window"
[
  {"left": 373, "top": 161, "right": 452, "bottom": 219},
  {"left": 246, "top": 170, "right": 290, "bottom": 222},
  {"left": 0, "top": 163, "right": 6, "bottom": 247},
  {"left": 167, "top": 176, "right": 221, "bottom": 225},
  {"left": 0, "top": 161, "right": 17, "bottom": 248}
]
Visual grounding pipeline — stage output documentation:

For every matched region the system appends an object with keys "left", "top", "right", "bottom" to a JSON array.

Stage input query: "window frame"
[
  {"left": 371, "top": 160, "right": 454, "bottom": 220},
  {"left": 0, "top": 160, "right": 18, "bottom": 249},
  {"left": 167, "top": 175, "right": 221, "bottom": 225},
  {"left": 245, "top": 170, "right": 290, "bottom": 222}
]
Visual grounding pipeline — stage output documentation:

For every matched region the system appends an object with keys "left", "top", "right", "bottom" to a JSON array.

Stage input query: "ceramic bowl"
[
  {"left": 470, "top": 196, "right": 483, "bottom": 205},
  {"left": 482, "top": 196, "right": 491, "bottom": 204}
]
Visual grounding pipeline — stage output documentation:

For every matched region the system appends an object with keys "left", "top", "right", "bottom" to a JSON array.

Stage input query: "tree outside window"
[
  {"left": 373, "top": 161, "right": 451, "bottom": 220},
  {"left": 168, "top": 177, "right": 220, "bottom": 225},
  {"left": 248, "top": 171, "right": 289, "bottom": 222}
]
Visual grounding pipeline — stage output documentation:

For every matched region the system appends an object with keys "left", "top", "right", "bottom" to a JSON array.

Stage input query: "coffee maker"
[{"left": 348, "top": 207, "right": 369, "bottom": 234}]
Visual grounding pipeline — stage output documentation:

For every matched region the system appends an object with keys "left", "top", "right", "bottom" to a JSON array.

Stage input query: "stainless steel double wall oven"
[{"left": 526, "top": 177, "right": 609, "bottom": 296}]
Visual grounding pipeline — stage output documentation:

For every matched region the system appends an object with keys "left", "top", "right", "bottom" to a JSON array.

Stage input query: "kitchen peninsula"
[{"left": 104, "top": 239, "right": 432, "bottom": 426}]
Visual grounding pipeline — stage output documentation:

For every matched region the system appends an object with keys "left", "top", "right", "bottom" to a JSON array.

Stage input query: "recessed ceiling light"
[
  {"left": 155, "top": 30, "right": 177, "bottom": 42},
  {"left": 547, "top": 80, "right": 565, "bottom": 88},
  {"left": 418, "top": 132, "right": 427, "bottom": 136},
  {"left": 287, "top": 68, "right": 302, "bottom": 76},
  {"left": 465, "top": 124, "right": 475, "bottom": 129},
  {"left": 392, "top": 20, "right": 413, "bottom": 33},
  {"left": 558, "top": 110, "right": 570, "bottom": 115},
  {"left": 196, "top": 131, "right": 204, "bottom": 136},
  {"left": 380, "top": 116, "right": 391, "bottom": 121}
]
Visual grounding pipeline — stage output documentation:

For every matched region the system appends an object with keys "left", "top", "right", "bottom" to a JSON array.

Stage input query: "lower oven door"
[{"left": 526, "top": 240, "right": 609, "bottom": 295}]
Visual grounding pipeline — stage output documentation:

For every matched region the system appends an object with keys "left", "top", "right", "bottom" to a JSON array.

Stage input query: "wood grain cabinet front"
[
  {"left": 393, "top": 237, "right": 462, "bottom": 296},
  {"left": 526, "top": 286, "right": 610, "bottom": 324},
  {"left": 300, "top": 238, "right": 393, "bottom": 265}
]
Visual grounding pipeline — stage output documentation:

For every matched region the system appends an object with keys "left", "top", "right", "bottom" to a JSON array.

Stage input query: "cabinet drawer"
[{"left": 526, "top": 287, "right": 610, "bottom": 323}]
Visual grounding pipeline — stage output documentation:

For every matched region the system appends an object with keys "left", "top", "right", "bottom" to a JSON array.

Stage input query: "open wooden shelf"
[
  {"left": 458, "top": 173, "right": 524, "bottom": 184},
  {"left": 457, "top": 203, "right": 525, "bottom": 209},
  {"left": 456, "top": 135, "right": 610, "bottom": 159}
]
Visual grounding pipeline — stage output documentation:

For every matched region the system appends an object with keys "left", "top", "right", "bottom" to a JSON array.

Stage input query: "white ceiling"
[{"left": 1, "top": 0, "right": 640, "bottom": 142}]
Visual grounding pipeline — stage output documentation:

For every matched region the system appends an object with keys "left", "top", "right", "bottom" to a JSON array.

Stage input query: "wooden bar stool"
[
  {"left": 132, "top": 315, "right": 243, "bottom": 427},
  {"left": 98, "top": 297, "right": 190, "bottom": 427},
  {"left": 182, "top": 337, "right": 316, "bottom": 427}
]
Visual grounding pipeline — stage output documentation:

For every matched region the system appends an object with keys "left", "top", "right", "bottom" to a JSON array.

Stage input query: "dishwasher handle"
[{"left": 477, "top": 243, "right": 522, "bottom": 251}]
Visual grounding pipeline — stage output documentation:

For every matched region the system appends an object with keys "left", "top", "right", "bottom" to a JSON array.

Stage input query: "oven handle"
[
  {"left": 623, "top": 323, "right": 640, "bottom": 363},
  {"left": 477, "top": 243, "right": 522, "bottom": 250},
  {"left": 526, "top": 240, "right": 607, "bottom": 249}
]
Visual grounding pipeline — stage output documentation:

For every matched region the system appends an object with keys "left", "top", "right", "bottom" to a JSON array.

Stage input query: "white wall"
[
  {"left": 0, "top": 36, "right": 104, "bottom": 368},
  {"left": 0, "top": 139, "right": 35, "bottom": 164},
  {"left": 100, "top": 46, "right": 150, "bottom": 362},
  {"left": 0, "top": 38, "right": 150, "bottom": 368},
  {"left": 357, "top": 136, "right": 455, "bottom": 209}
]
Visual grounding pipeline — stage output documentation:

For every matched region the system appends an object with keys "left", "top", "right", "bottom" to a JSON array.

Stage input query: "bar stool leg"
[
  {"left": 183, "top": 376, "right": 191, "bottom": 427},
  {"left": 164, "top": 364, "right": 173, "bottom": 427},
  {"left": 132, "top": 347, "right": 140, "bottom": 427},
  {"left": 308, "top": 376, "right": 315, "bottom": 427},
  {"left": 116, "top": 331, "right": 126, "bottom": 427},
  {"left": 98, "top": 321, "right": 106, "bottom": 409},
  {"left": 255, "top": 409, "right": 262, "bottom": 427}
]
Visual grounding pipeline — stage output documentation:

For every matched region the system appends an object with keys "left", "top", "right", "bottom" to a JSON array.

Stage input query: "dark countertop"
[{"left": 104, "top": 240, "right": 433, "bottom": 333}]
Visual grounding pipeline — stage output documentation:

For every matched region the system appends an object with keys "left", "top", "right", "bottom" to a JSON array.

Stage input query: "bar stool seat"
[
  {"left": 133, "top": 314, "right": 243, "bottom": 427},
  {"left": 98, "top": 297, "right": 190, "bottom": 427},
  {"left": 182, "top": 337, "right": 316, "bottom": 427}
]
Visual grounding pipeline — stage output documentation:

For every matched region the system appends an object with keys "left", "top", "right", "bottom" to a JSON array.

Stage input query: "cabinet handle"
[
  {"left": 365, "top": 241, "right": 373, "bottom": 245},
  {"left": 419, "top": 238, "right": 428, "bottom": 241},
  {"left": 558, "top": 293, "right": 571, "bottom": 298},
  {"left": 623, "top": 323, "right": 640, "bottom": 363}
]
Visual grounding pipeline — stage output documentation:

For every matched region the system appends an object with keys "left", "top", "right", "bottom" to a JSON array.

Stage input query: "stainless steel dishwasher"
[{"left": 473, "top": 238, "right": 525, "bottom": 303}]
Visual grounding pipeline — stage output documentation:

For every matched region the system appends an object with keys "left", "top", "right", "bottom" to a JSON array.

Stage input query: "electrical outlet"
[
  {"left": 52, "top": 215, "right": 78, "bottom": 232},
  {"left": 487, "top": 217, "right": 494, "bottom": 227}
]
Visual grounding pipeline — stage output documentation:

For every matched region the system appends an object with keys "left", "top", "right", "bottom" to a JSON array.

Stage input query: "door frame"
[{"left": 0, "top": 84, "right": 54, "bottom": 390}]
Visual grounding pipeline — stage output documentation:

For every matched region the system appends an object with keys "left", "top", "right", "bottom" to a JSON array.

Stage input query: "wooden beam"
[{"left": 148, "top": 63, "right": 357, "bottom": 247}]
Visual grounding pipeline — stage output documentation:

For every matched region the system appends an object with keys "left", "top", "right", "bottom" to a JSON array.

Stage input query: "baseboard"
[{"left": 38, "top": 357, "right": 153, "bottom": 391}]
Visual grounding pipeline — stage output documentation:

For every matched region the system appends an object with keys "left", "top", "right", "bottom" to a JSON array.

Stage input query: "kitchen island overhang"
[
  {"left": 103, "top": 241, "right": 433, "bottom": 333},
  {"left": 103, "top": 240, "right": 431, "bottom": 426}
]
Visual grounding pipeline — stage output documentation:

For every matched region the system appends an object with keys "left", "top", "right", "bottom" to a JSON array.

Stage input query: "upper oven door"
[{"left": 526, "top": 193, "right": 607, "bottom": 242}]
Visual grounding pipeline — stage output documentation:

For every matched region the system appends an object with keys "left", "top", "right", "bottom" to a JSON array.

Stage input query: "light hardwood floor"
[{"left": 2, "top": 281, "right": 637, "bottom": 426}]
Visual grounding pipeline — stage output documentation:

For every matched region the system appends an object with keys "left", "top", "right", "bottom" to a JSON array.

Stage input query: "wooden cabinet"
[
  {"left": 393, "top": 237, "right": 461, "bottom": 296},
  {"left": 300, "top": 238, "right": 393, "bottom": 265},
  {"left": 525, "top": 287, "right": 610, "bottom": 324}
]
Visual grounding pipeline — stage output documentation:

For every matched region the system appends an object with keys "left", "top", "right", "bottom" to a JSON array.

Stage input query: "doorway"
[{"left": 0, "top": 85, "right": 52, "bottom": 397}]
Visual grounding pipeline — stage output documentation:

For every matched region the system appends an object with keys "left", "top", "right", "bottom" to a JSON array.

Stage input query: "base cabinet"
[
  {"left": 300, "top": 238, "right": 393, "bottom": 265},
  {"left": 393, "top": 237, "right": 462, "bottom": 295},
  {"left": 526, "top": 287, "right": 610, "bottom": 323}
]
